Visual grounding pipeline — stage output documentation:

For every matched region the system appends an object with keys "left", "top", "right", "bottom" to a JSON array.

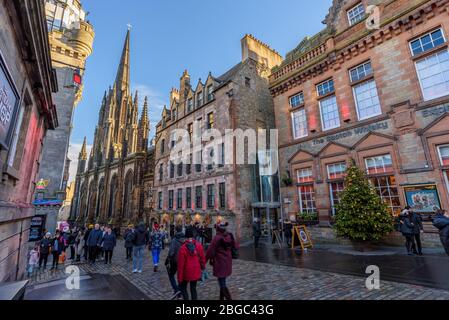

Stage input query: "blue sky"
[{"left": 68, "top": 0, "right": 333, "bottom": 180}]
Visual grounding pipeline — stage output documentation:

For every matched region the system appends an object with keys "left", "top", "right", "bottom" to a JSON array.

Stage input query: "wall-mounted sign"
[
  {"left": 29, "top": 215, "right": 46, "bottom": 242},
  {"left": 404, "top": 184, "right": 441, "bottom": 213},
  {"left": 310, "top": 121, "right": 389, "bottom": 146},
  {"left": 0, "top": 52, "right": 20, "bottom": 149}
]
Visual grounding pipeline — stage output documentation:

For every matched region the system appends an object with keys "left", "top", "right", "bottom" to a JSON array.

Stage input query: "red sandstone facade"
[{"left": 270, "top": 0, "right": 449, "bottom": 235}]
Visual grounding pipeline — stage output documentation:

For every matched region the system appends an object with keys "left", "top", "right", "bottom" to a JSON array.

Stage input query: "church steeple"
[
  {"left": 79, "top": 137, "right": 88, "bottom": 161},
  {"left": 115, "top": 29, "right": 131, "bottom": 94}
]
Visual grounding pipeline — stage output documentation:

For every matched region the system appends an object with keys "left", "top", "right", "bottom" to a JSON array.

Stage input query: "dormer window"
[
  {"left": 187, "top": 98, "right": 193, "bottom": 112},
  {"left": 172, "top": 108, "right": 177, "bottom": 121},
  {"left": 207, "top": 85, "right": 214, "bottom": 102},
  {"left": 347, "top": 3, "right": 365, "bottom": 26},
  {"left": 197, "top": 92, "right": 203, "bottom": 107}
]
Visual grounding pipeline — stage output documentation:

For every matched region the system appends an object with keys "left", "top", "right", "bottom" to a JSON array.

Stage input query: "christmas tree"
[{"left": 334, "top": 160, "right": 394, "bottom": 242}]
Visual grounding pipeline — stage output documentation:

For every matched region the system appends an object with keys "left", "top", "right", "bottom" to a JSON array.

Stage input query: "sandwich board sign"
[{"left": 292, "top": 225, "right": 313, "bottom": 250}]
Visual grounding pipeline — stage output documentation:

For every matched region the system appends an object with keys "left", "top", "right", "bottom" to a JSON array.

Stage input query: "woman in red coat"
[
  {"left": 206, "top": 222, "right": 238, "bottom": 300},
  {"left": 177, "top": 227, "right": 205, "bottom": 300}
]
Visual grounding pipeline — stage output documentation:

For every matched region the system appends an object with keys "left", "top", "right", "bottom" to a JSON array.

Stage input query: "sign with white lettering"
[{"left": 0, "top": 54, "right": 19, "bottom": 149}]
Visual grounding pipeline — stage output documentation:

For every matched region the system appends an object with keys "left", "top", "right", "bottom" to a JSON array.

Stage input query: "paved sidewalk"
[{"left": 25, "top": 240, "right": 449, "bottom": 300}]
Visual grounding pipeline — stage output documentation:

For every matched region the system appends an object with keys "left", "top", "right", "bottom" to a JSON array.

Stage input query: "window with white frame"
[
  {"left": 350, "top": 61, "right": 373, "bottom": 82},
  {"left": 297, "top": 168, "right": 314, "bottom": 183},
  {"left": 353, "top": 79, "right": 382, "bottom": 120},
  {"left": 365, "top": 154, "right": 393, "bottom": 175},
  {"left": 291, "top": 109, "right": 308, "bottom": 139},
  {"left": 298, "top": 185, "right": 317, "bottom": 214},
  {"left": 347, "top": 2, "right": 365, "bottom": 26},
  {"left": 438, "top": 145, "right": 449, "bottom": 166},
  {"left": 415, "top": 49, "right": 449, "bottom": 101},
  {"left": 197, "top": 92, "right": 203, "bottom": 107},
  {"left": 290, "top": 92, "right": 304, "bottom": 108},
  {"left": 319, "top": 95, "right": 340, "bottom": 130},
  {"left": 330, "top": 182, "right": 345, "bottom": 216},
  {"left": 317, "top": 79, "right": 335, "bottom": 97},
  {"left": 327, "top": 162, "right": 347, "bottom": 180},
  {"left": 370, "top": 176, "right": 401, "bottom": 215},
  {"left": 410, "top": 29, "right": 445, "bottom": 56}
]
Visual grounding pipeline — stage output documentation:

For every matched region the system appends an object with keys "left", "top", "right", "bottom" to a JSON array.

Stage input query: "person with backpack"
[
  {"left": 399, "top": 210, "right": 415, "bottom": 255},
  {"left": 433, "top": 209, "right": 449, "bottom": 256},
  {"left": 39, "top": 232, "right": 52, "bottom": 270},
  {"left": 206, "top": 222, "right": 238, "bottom": 300},
  {"left": 149, "top": 223, "right": 166, "bottom": 272},
  {"left": 124, "top": 225, "right": 134, "bottom": 261},
  {"left": 165, "top": 225, "right": 185, "bottom": 299},
  {"left": 132, "top": 222, "right": 149, "bottom": 273},
  {"left": 177, "top": 227, "right": 206, "bottom": 300}
]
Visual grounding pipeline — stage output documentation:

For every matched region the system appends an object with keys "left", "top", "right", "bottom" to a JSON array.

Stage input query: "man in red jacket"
[{"left": 177, "top": 227, "right": 205, "bottom": 300}]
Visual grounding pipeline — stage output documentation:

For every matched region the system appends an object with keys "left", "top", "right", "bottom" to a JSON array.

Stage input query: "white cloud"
[{"left": 67, "top": 143, "right": 92, "bottom": 184}]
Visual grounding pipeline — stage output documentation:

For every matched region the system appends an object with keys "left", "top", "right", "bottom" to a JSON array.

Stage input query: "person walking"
[
  {"left": 124, "top": 225, "right": 134, "bottom": 261},
  {"left": 150, "top": 223, "right": 165, "bottom": 272},
  {"left": 132, "top": 222, "right": 149, "bottom": 273},
  {"left": 165, "top": 225, "right": 185, "bottom": 299},
  {"left": 177, "top": 227, "right": 205, "bottom": 300},
  {"left": 252, "top": 218, "right": 262, "bottom": 249},
  {"left": 83, "top": 225, "right": 93, "bottom": 261},
  {"left": 283, "top": 219, "right": 293, "bottom": 247},
  {"left": 400, "top": 210, "right": 415, "bottom": 255},
  {"left": 206, "top": 222, "right": 238, "bottom": 300},
  {"left": 99, "top": 225, "right": 106, "bottom": 261},
  {"left": 75, "top": 228, "right": 85, "bottom": 262},
  {"left": 28, "top": 244, "right": 40, "bottom": 277},
  {"left": 87, "top": 224, "right": 103, "bottom": 264},
  {"left": 38, "top": 232, "right": 52, "bottom": 270},
  {"left": 433, "top": 210, "right": 449, "bottom": 256},
  {"left": 50, "top": 231, "right": 64, "bottom": 270},
  {"left": 68, "top": 229, "right": 77, "bottom": 261},
  {"left": 102, "top": 226, "right": 117, "bottom": 264},
  {"left": 409, "top": 208, "right": 424, "bottom": 255}
]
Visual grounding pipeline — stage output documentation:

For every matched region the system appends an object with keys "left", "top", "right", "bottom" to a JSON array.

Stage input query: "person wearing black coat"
[
  {"left": 433, "top": 210, "right": 449, "bottom": 256},
  {"left": 50, "top": 232, "right": 64, "bottom": 270},
  {"left": 39, "top": 232, "right": 52, "bottom": 269},
  {"left": 102, "top": 227, "right": 117, "bottom": 264},
  {"left": 252, "top": 218, "right": 262, "bottom": 249},
  {"left": 409, "top": 210, "right": 424, "bottom": 255},
  {"left": 87, "top": 224, "right": 103, "bottom": 264},
  {"left": 400, "top": 211, "right": 415, "bottom": 255},
  {"left": 124, "top": 226, "right": 134, "bottom": 260},
  {"left": 132, "top": 223, "right": 150, "bottom": 273},
  {"left": 283, "top": 220, "right": 293, "bottom": 247},
  {"left": 83, "top": 226, "right": 92, "bottom": 260}
]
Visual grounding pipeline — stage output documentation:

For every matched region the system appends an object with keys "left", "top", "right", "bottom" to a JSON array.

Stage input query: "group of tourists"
[
  {"left": 27, "top": 224, "right": 118, "bottom": 276},
  {"left": 398, "top": 206, "right": 449, "bottom": 256}
]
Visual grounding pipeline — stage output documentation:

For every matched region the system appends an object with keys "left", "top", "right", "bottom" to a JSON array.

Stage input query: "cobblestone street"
[{"left": 25, "top": 241, "right": 449, "bottom": 300}]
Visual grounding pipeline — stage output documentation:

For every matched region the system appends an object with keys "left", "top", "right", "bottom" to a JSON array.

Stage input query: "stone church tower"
[
  {"left": 34, "top": 0, "right": 95, "bottom": 233},
  {"left": 70, "top": 30, "right": 154, "bottom": 228}
]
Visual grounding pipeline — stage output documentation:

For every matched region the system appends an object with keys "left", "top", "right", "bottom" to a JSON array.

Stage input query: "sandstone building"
[
  {"left": 33, "top": 0, "right": 94, "bottom": 234},
  {"left": 270, "top": 0, "right": 449, "bottom": 245},
  {"left": 0, "top": 0, "right": 57, "bottom": 281},
  {"left": 153, "top": 35, "right": 282, "bottom": 240},
  {"left": 70, "top": 30, "right": 154, "bottom": 228}
]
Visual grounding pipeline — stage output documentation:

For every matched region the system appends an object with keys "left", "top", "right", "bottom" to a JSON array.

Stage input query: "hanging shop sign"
[
  {"left": 404, "top": 184, "right": 441, "bottom": 213},
  {"left": 29, "top": 215, "right": 46, "bottom": 242},
  {"left": 0, "top": 52, "right": 20, "bottom": 149}
]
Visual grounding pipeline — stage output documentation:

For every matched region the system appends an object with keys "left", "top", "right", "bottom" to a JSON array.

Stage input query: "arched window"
[
  {"left": 108, "top": 175, "right": 118, "bottom": 219},
  {"left": 123, "top": 171, "right": 134, "bottom": 219},
  {"left": 96, "top": 178, "right": 105, "bottom": 219}
]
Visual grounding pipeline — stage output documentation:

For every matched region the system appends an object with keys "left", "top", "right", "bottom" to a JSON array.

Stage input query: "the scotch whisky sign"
[{"left": 0, "top": 53, "right": 19, "bottom": 149}]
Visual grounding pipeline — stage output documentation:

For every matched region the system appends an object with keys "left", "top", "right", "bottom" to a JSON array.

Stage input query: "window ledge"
[{"left": 350, "top": 74, "right": 374, "bottom": 87}]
